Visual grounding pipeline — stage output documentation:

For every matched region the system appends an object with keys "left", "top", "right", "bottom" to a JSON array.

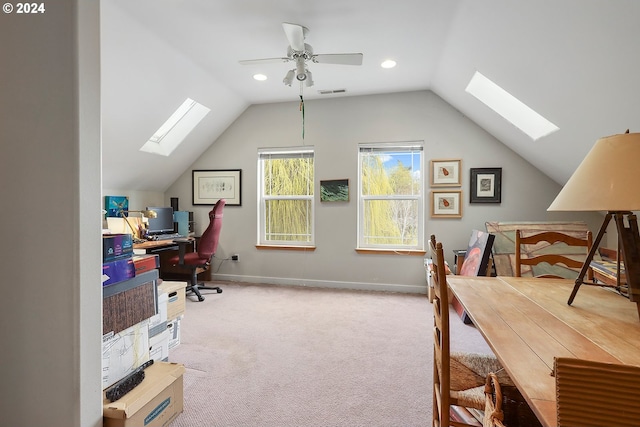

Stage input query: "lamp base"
[{"left": 568, "top": 212, "right": 640, "bottom": 320}]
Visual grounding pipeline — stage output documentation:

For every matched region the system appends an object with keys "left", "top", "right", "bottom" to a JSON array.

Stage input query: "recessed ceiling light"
[
  {"left": 381, "top": 60, "right": 397, "bottom": 69},
  {"left": 465, "top": 71, "right": 559, "bottom": 141},
  {"left": 253, "top": 74, "right": 267, "bottom": 81}
]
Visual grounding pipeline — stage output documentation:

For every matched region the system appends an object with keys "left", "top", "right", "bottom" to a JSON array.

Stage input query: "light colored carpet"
[{"left": 169, "top": 282, "right": 491, "bottom": 427}]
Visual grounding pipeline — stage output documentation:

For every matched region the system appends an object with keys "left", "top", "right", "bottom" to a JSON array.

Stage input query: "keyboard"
[{"left": 149, "top": 233, "right": 183, "bottom": 241}]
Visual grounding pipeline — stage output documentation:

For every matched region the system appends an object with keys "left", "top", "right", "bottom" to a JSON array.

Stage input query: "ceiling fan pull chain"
[{"left": 299, "top": 93, "right": 305, "bottom": 140}]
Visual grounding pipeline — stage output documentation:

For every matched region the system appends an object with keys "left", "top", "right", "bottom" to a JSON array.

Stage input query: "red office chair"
[{"left": 170, "top": 199, "right": 225, "bottom": 301}]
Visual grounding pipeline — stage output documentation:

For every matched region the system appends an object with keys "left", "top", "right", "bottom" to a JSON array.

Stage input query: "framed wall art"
[
  {"left": 192, "top": 169, "right": 242, "bottom": 206},
  {"left": 320, "top": 179, "right": 349, "bottom": 202},
  {"left": 470, "top": 168, "right": 502, "bottom": 203},
  {"left": 431, "top": 190, "right": 462, "bottom": 218},
  {"left": 430, "top": 159, "right": 462, "bottom": 187}
]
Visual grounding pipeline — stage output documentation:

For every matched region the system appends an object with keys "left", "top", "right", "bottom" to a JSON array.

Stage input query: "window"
[
  {"left": 258, "top": 147, "right": 314, "bottom": 246},
  {"left": 358, "top": 142, "right": 424, "bottom": 250},
  {"left": 140, "top": 98, "right": 210, "bottom": 156}
]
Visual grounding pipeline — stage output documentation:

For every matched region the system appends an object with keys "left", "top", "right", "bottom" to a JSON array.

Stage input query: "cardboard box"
[
  {"left": 132, "top": 254, "right": 160, "bottom": 275},
  {"left": 103, "top": 257, "right": 136, "bottom": 287},
  {"left": 148, "top": 292, "right": 168, "bottom": 338},
  {"left": 103, "top": 233, "right": 133, "bottom": 262},
  {"left": 149, "top": 329, "right": 170, "bottom": 362},
  {"left": 167, "top": 318, "right": 181, "bottom": 350},
  {"left": 158, "top": 281, "right": 187, "bottom": 320},
  {"left": 103, "top": 270, "right": 158, "bottom": 335},
  {"left": 103, "top": 361, "right": 185, "bottom": 427}
]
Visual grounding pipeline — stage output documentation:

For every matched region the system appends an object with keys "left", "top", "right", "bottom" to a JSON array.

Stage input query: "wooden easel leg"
[{"left": 568, "top": 213, "right": 612, "bottom": 305}]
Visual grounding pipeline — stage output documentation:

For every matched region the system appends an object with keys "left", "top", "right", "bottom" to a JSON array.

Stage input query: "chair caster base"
[{"left": 186, "top": 284, "right": 221, "bottom": 301}]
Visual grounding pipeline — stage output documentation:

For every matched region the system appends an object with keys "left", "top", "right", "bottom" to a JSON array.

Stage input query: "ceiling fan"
[{"left": 239, "top": 22, "right": 363, "bottom": 88}]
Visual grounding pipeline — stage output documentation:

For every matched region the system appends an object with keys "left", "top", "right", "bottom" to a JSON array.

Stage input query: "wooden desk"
[
  {"left": 447, "top": 276, "right": 640, "bottom": 427},
  {"left": 133, "top": 238, "right": 211, "bottom": 281},
  {"left": 134, "top": 239, "right": 183, "bottom": 252}
]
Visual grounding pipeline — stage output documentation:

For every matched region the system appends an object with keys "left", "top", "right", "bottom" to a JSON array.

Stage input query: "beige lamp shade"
[{"left": 548, "top": 132, "right": 640, "bottom": 212}]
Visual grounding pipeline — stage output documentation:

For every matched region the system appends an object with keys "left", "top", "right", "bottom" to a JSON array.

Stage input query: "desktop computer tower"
[{"left": 173, "top": 211, "right": 193, "bottom": 237}]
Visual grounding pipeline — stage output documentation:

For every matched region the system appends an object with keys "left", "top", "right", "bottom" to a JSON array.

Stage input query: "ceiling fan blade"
[
  {"left": 282, "top": 22, "right": 308, "bottom": 51},
  {"left": 312, "top": 53, "right": 363, "bottom": 66},
  {"left": 239, "top": 57, "right": 291, "bottom": 66}
]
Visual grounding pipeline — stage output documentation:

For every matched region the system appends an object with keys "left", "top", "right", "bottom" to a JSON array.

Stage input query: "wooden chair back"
[
  {"left": 555, "top": 357, "right": 640, "bottom": 427},
  {"left": 431, "top": 235, "right": 515, "bottom": 426},
  {"left": 430, "top": 236, "right": 452, "bottom": 427},
  {"left": 515, "top": 229, "right": 593, "bottom": 280}
]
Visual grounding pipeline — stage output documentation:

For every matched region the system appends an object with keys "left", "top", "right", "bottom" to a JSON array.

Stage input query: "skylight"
[
  {"left": 465, "top": 71, "right": 559, "bottom": 141},
  {"left": 140, "top": 98, "right": 210, "bottom": 156}
]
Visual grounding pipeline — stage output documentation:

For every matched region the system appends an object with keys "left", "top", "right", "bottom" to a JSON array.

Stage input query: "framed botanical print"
[
  {"left": 430, "top": 159, "right": 462, "bottom": 187},
  {"left": 470, "top": 168, "right": 502, "bottom": 203},
  {"left": 431, "top": 190, "right": 462, "bottom": 218},
  {"left": 192, "top": 169, "right": 242, "bottom": 206}
]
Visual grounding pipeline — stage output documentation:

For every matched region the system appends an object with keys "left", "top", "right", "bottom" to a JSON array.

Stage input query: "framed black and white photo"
[
  {"left": 192, "top": 169, "right": 242, "bottom": 206},
  {"left": 470, "top": 168, "right": 502, "bottom": 203}
]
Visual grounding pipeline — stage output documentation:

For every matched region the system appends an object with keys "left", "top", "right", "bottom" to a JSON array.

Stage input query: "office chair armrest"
[{"left": 173, "top": 238, "right": 194, "bottom": 264}]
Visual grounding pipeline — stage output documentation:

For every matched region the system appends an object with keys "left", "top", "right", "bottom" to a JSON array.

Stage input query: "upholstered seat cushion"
[{"left": 169, "top": 252, "right": 209, "bottom": 267}]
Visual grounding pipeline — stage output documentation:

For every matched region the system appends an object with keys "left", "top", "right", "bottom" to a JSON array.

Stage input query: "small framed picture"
[
  {"left": 430, "top": 159, "right": 462, "bottom": 187},
  {"left": 192, "top": 169, "right": 242, "bottom": 206},
  {"left": 320, "top": 179, "right": 349, "bottom": 202},
  {"left": 431, "top": 190, "right": 462, "bottom": 218},
  {"left": 470, "top": 168, "right": 502, "bottom": 203}
]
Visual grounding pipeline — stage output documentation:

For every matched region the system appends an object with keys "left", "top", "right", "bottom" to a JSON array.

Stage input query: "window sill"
[
  {"left": 355, "top": 248, "right": 426, "bottom": 256},
  {"left": 256, "top": 245, "right": 316, "bottom": 251}
]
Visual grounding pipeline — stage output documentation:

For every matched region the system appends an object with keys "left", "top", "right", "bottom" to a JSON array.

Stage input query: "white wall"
[
  {"left": 0, "top": 1, "right": 103, "bottom": 426},
  {"left": 165, "top": 91, "right": 603, "bottom": 292}
]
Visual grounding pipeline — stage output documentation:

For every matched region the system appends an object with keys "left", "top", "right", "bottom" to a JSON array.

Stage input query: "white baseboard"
[{"left": 210, "top": 273, "right": 428, "bottom": 294}]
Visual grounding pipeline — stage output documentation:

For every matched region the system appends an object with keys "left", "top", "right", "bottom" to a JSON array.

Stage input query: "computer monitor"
[{"left": 145, "top": 206, "right": 175, "bottom": 235}]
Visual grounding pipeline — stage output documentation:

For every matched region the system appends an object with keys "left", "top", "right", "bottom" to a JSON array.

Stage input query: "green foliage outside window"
[
  {"left": 262, "top": 157, "right": 314, "bottom": 243},
  {"left": 361, "top": 151, "right": 421, "bottom": 247}
]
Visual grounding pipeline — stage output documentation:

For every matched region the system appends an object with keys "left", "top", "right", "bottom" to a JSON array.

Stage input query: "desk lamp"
[
  {"left": 118, "top": 209, "right": 157, "bottom": 243},
  {"left": 548, "top": 131, "right": 640, "bottom": 318}
]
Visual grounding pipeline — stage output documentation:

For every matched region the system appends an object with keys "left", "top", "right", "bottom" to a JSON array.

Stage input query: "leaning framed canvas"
[
  {"left": 430, "top": 159, "right": 462, "bottom": 187},
  {"left": 459, "top": 230, "right": 495, "bottom": 277},
  {"left": 320, "top": 179, "right": 349, "bottom": 202},
  {"left": 430, "top": 190, "right": 462, "bottom": 218},
  {"left": 192, "top": 169, "right": 242, "bottom": 206},
  {"left": 470, "top": 167, "right": 502, "bottom": 203}
]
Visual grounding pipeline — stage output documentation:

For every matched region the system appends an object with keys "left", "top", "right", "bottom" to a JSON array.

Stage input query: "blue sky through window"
[{"left": 381, "top": 152, "right": 421, "bottom": 179}]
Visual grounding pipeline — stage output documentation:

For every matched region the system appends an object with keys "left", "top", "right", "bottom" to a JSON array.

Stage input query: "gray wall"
[
  {"left": 165, "top": 90, "right": 603, "bottom": 292},
  {"left": 0, "top": 1, "right": 103, "bottom": 426}
]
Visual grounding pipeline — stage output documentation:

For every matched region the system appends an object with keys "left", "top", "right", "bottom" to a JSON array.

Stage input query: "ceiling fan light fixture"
[
  {"left": 295, "top": 58, "right": 307, "bottom": 81},
  {"left": 243, "top": 23, "right": 363, "bottom": 91},
  {"left": 305, "top": 70, "right": 314, "bottom": 87},
  {"left": 283, "top": 69, "right": 295, "bottom": 86}
]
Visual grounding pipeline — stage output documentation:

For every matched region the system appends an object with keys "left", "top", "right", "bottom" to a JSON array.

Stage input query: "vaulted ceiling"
[{"left": 101, "top": 0, "right": 640, "bottom": 192}]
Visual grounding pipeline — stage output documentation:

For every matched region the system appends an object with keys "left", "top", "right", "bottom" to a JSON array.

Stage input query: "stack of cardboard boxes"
[{"left": 101, "top": 233, "right": 188, "bottom": 427}]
